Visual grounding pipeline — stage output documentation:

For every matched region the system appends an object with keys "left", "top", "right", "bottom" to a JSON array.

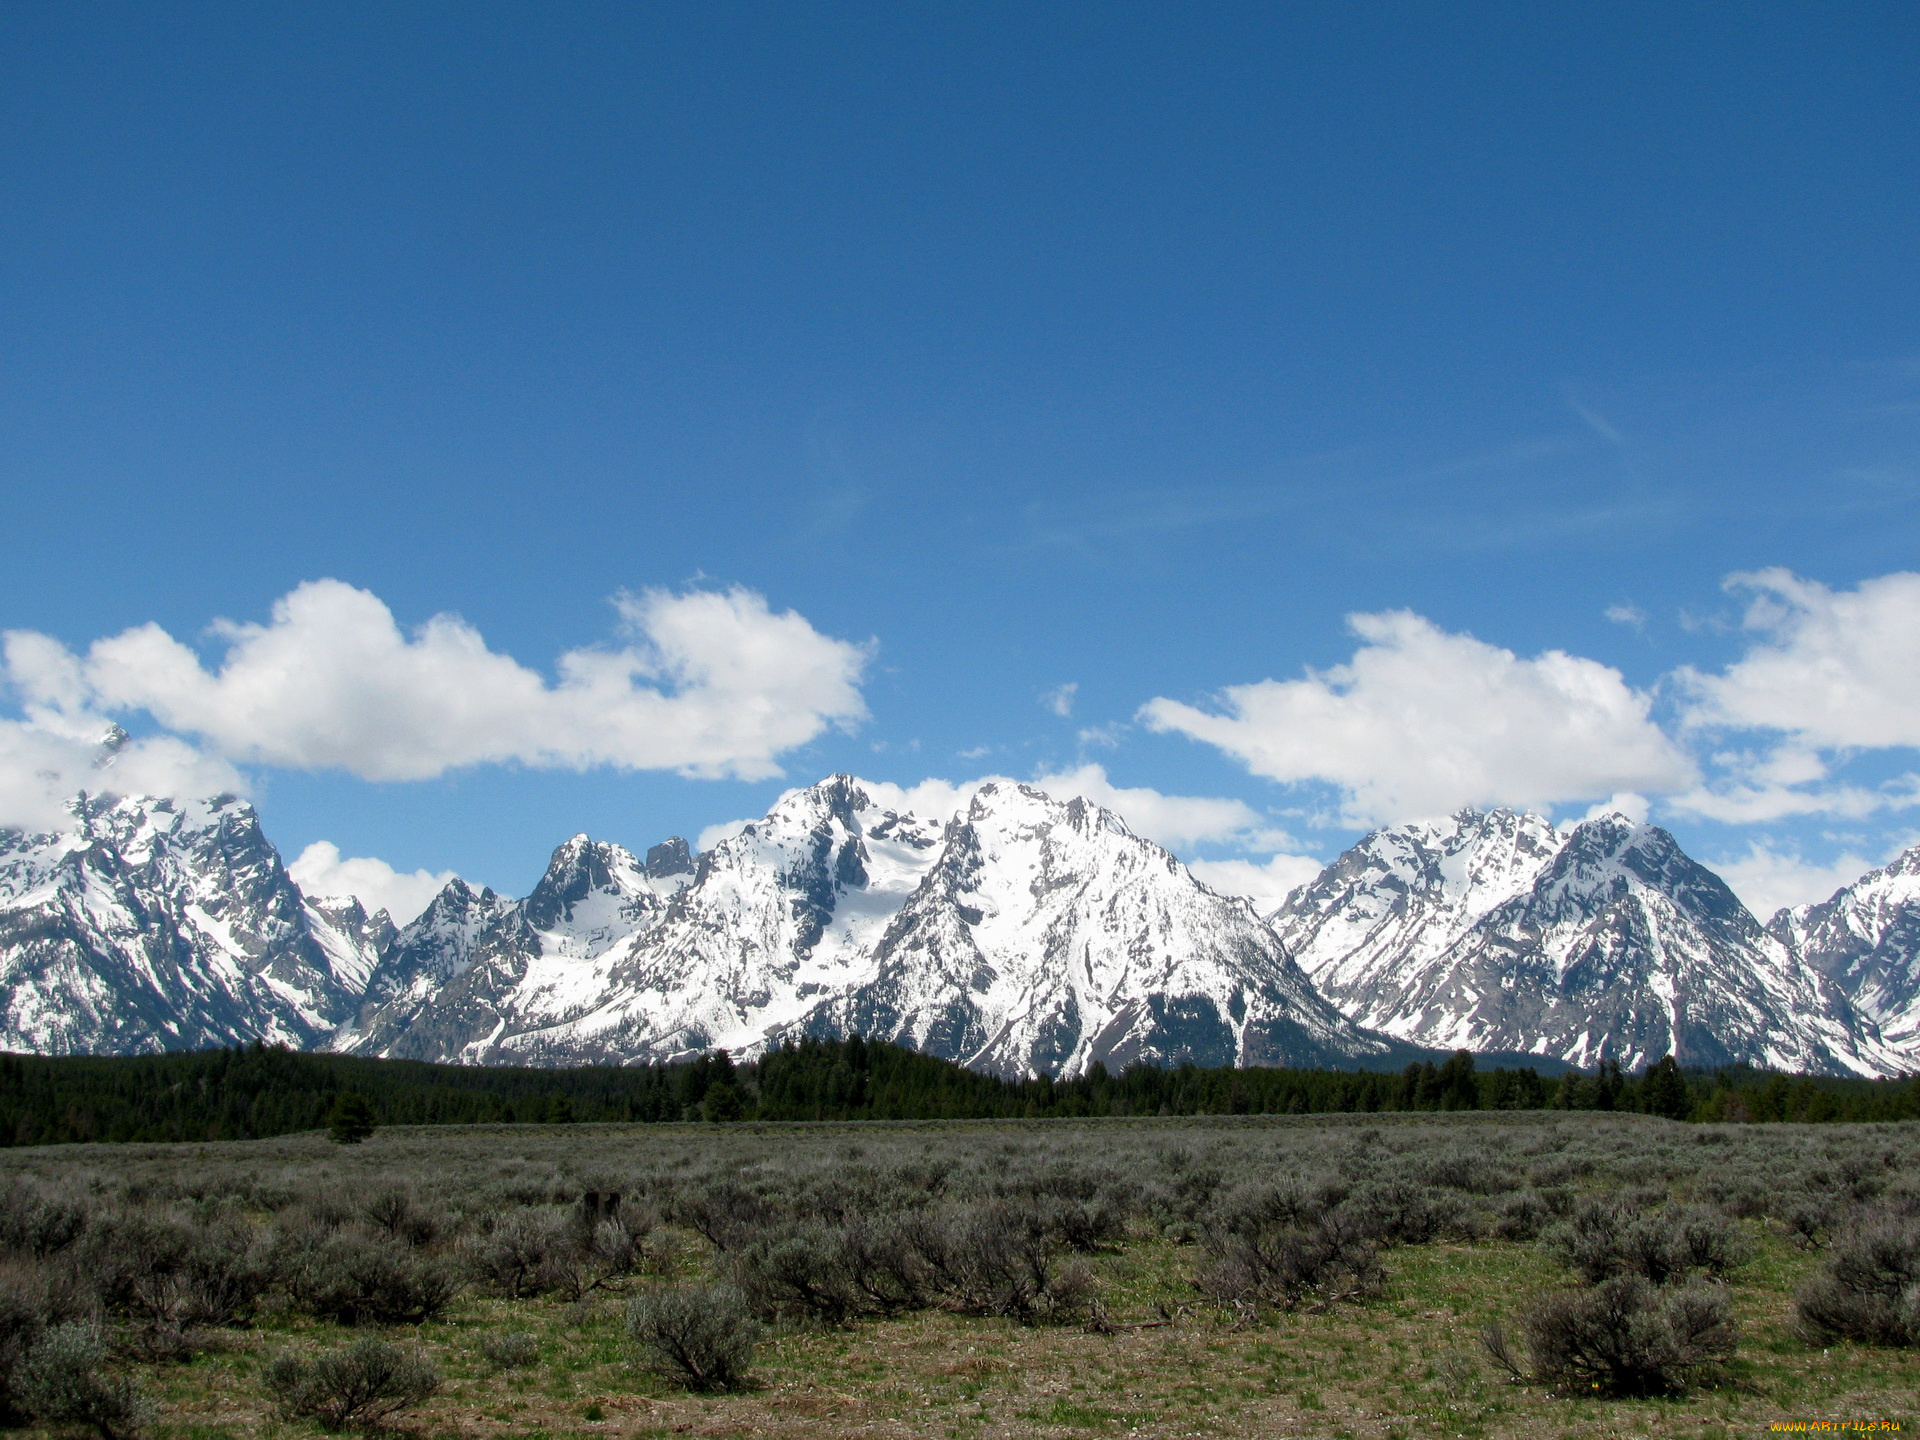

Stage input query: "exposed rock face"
[
  {"left": 1270, "top": 810, "right": 1903, "bottom": 1076},
  {"left": 0, "top": 794, "right": 363, "bottom": 1053},
  {"left": 9, "top": 781, "right": 1913, "bottom": 1079},
  {"left": 336, "top": 777, "right": 1405, "bottom": 1075},
  {"left": 1771, "top": 846, "right": 1920, "bottom": 1058}
]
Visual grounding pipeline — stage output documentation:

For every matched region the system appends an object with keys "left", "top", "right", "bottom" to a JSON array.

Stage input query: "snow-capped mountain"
[
  {"left": 332, "top": 833, "right": 695, "bottom": 1062},
  {"left": 6, "top": 781, "right": 1913, "bottom": 1078},
  {"left": 0, "top": 794, "right": 365, "bottom": 1054},
  {"left": 338, "top": 777, "right": 1403, "bottom": 1076},
  {"left": 1271, "top": 810, "right": 1903, "bottom": 1076},
  {"left": 1770, "top": 846, "right": 1920, "bottom": 1057},
  {"left": 1269, "top": 808, "right": 1564, "bottom": 1021},
  {"left": 779, "top": 781, "right": 1397, "bottom": 1075}
]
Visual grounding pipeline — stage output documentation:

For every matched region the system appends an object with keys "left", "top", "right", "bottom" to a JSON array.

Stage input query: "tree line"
[{"left": 0, "top": 1038, "right": 1913, "bottom": 1146}]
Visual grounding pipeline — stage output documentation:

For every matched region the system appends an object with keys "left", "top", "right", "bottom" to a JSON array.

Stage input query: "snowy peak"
[
  {"left": 302, "top": 894, "right": 394, "bottom": 996},
  {"left": 332, "top": 775, "right": 1402, "bottom": 1077},
  {"left": 1273, "top": 806, "right": 1900, "bottom": 1076},
  {"left": 1273, "top": 806, "right": 1564, "bottom": 1000},
  {"left": 1770, "top": 844, "right": 1920, "bottom": 1054},
  {"left": 782, "top": 780, "right": 1400, "bottom": 1077},
  {"left": 0, "top": 792, "right": 363, "bottom": 1054}
]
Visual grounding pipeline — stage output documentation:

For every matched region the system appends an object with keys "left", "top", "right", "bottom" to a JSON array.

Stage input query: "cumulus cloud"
[
  {"left": 1709, "top": 840, "right": 1888, "bottom": 921},
  {"left": 1186, "top": 852, "right": 1326, "bottom": 912},
  {"left": 287, "top": 841, "right": 458, "bottom": 925},
  {"left": 0, "top": 721, "right": 244, "bottom": 832},
  {"left": 1030, "top": 763, "right": 1276, "bottom": 850},
  {"left": 1580, "top": 792, "right": 1651, "bottom": 825},
  {"left": 1667, "top": 571, "right": 1920, "bottom": 820},
  {"left": 1040, "top": 682, "right": 1078, "bottom": 718},
  {"left": 1140, "top": 611, "right": 1695, "bottom": 824},
  {"left": 4, "top": 580, "right": 869, "bottom": 784},
  {"left": 1680, "top": 570, "right": 1920, "bottom": 748}
]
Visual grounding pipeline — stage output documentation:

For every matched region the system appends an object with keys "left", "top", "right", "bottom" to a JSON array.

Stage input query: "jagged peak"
[{"left": 644, "top": 836, "right": 694, "bottom": 879}]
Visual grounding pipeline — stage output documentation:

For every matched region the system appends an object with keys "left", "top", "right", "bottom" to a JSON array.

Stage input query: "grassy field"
[{"left": 1, "top": 1112, "right": 1915, "bottom": 1439}]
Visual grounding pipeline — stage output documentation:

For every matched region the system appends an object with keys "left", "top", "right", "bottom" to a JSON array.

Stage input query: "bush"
[
  {"left": 1197, "top": 1212, "right": 1384, "bottom": 1314},
  {"left": 725, "top": 1225, "right": 861, "bottom": 1325},
  {"left": 1485, "top": 1276, "right": 1736, "bottom": 1396},
  {"left": 14, "top": 1322, "right": 151, "bottom": 1439},
  {"left": 1492, "top": 1190, "right": 1551, "bottom": 1242},
  {"left": 0, "top": 1260, "right": 96, "bottom": 1420},
  {"left": 626, "top": 1285, "right": 760, "bottom": 1391},
  {"left": 359, "top": 1189, "right": 440, "bottom": 1249},
  {"left": 917, "top": 1203, "right": 1092, "bottom": 1324},
  {"left": 282, "top": 1228, "right": 458, "bottom": 1325},
  {"left": 0, "top": 1186, "right": 89, "bottom": 1259},
  {"left": 263, "top": 1336, "right": 440, "bottom": 1431},
  {"left": 1795, "top": 1220, "right": 1920, "bottom": 1346},
  {"left": 1343, "top": 1178, "right": 1469, "bottom": 1246},
  {"left": 669, "top": 1179, "right": 777, "bottom": 1251},
  {"left": 1544, "top": 1198, "right": 1751, "bottom": 1286},
  {"left": 80, "top": 1210, "right": 272, "bottom": 1356},
  {"left": 479, "top": 1331, "right": 540, "bottom": 1370},
  {"left": 462, "top": 1209, "right": 571, "bottom": 1299}
]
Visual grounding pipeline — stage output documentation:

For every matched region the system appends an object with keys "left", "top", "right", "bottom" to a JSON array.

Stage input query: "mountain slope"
[
  {"left": 1269, "top": 808, "right": 1564, "bottom": 1025},
  {"left": 789, "top": 783, "right": 1400, "bottom": 1075},
  {"left": 0, "top": 794, "right": 362, "bottom": 1054},
  {"left": 1770, "top": 847, "right": 1920, "bottom": 1059},
  {"left": 1272, "top": 811, "right": 1900, "bottom": 1076},
  {"left": 339, "top": 777, "right": 1406, "bottom": 1076}
]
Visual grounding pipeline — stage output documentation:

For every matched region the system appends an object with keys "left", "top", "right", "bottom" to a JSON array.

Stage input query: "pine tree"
[
  {"left": 327, "top": 1091, "right": 376, "bottom": 1145},
  {"left": 1641, "top": 1055, "right": 1690, "bottom": 1120}
]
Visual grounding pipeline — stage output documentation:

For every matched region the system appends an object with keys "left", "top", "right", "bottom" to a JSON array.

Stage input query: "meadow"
[{"left": 0, "top": 1111, "right": 1914, "bottom": 1439}]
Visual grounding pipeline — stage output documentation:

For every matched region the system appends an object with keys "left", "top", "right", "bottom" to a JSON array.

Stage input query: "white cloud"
[
  {"left": 0, "top": 720, "right": 244, "bottom": 832},
  {"left": 1030, "top": 763, "right": 1276, "bottom": 850},
  {"left": 4, "top": 580, "right": 869, "bottom": 784},
  {"left": 287, "top": 841, "right": 457, "bottom": 925},
  {"left": 1140, "top": 610, "right": 1695, "bottom": 824},
  {"left": 1579, "top": 792, "right": 1651, "bottom": 825},
  {"left": 1187, "top": 852, "right": 1327, "bottom": 912},
  {"left": 695, "top": 817, "right": 754, "bottom": 852},
  {"left": 1709, "top": 841, "right": 1885, "bottom": 921},
  {"left": 1662, "top": 570, "right": 1920, "bottom": 821},
  {"left": 1040, "top": 682, "right": 1078, "bottom": 718},
  {"left": 1604, "top": 603, "right": 1648, "bottom": 629},
  {"left": 1679, "top": 569, "right": 1920, "bottom": 749}
]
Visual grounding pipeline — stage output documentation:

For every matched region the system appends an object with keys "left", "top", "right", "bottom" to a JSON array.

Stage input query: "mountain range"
[{"left": 2, "top": 776, "right": 1917, "bottom": 1078}]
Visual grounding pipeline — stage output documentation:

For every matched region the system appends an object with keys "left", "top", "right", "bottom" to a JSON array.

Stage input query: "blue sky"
[{"left": 3, "top": 2, "right": 1919, "bottom": 921}]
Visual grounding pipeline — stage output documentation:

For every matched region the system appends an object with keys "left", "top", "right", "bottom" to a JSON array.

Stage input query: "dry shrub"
[
  {"left": 626, "top": 1284, "right": 760, "bottom": 1391},
  {"left": 478, "top": 1331, "right": 539, "bottom": 1370},
  {"left": 281, "top": 1226, "right": 458, "bottom": 1325},
  {"left": 1795, "top": 1220, "right": 1920, "bottom": 1346},
  {"left": 1485, "top": 1276, "right": 1736, "bottom": 1397},
  {"left": 15, "top": 1322, "right": 151, "bottom": 1439},
  {"left": 1545, "top": 1197, "right": 1751, "bottom": 1286},
  {"left": 1197, "top": 1210, "right": 1383, "bottom": 1314},
  {"left": 263, "top": 1336, "right": 440, "bottom": 1431},
  {"left": 0, "top": 1263, "right": 97, "bottom": 1422}
]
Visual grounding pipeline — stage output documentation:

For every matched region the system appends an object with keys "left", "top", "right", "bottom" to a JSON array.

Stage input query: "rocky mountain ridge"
[
  {"left": 1271, "top": 809, "right": 1910, "bottom": 1077},
  {"left": 3, "top": 781, "right": 1917, "bottom": 1076}
]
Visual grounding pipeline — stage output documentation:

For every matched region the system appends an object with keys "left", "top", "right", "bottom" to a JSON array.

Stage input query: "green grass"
[{"left": 0, "top": 1113, "right": 1915, "bottom": 1438}]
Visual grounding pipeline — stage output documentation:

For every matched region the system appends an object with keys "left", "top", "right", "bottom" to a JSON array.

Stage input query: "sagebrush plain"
[{"left": 0, "top": 1111, "right": 1915, "bottom": 1439}]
